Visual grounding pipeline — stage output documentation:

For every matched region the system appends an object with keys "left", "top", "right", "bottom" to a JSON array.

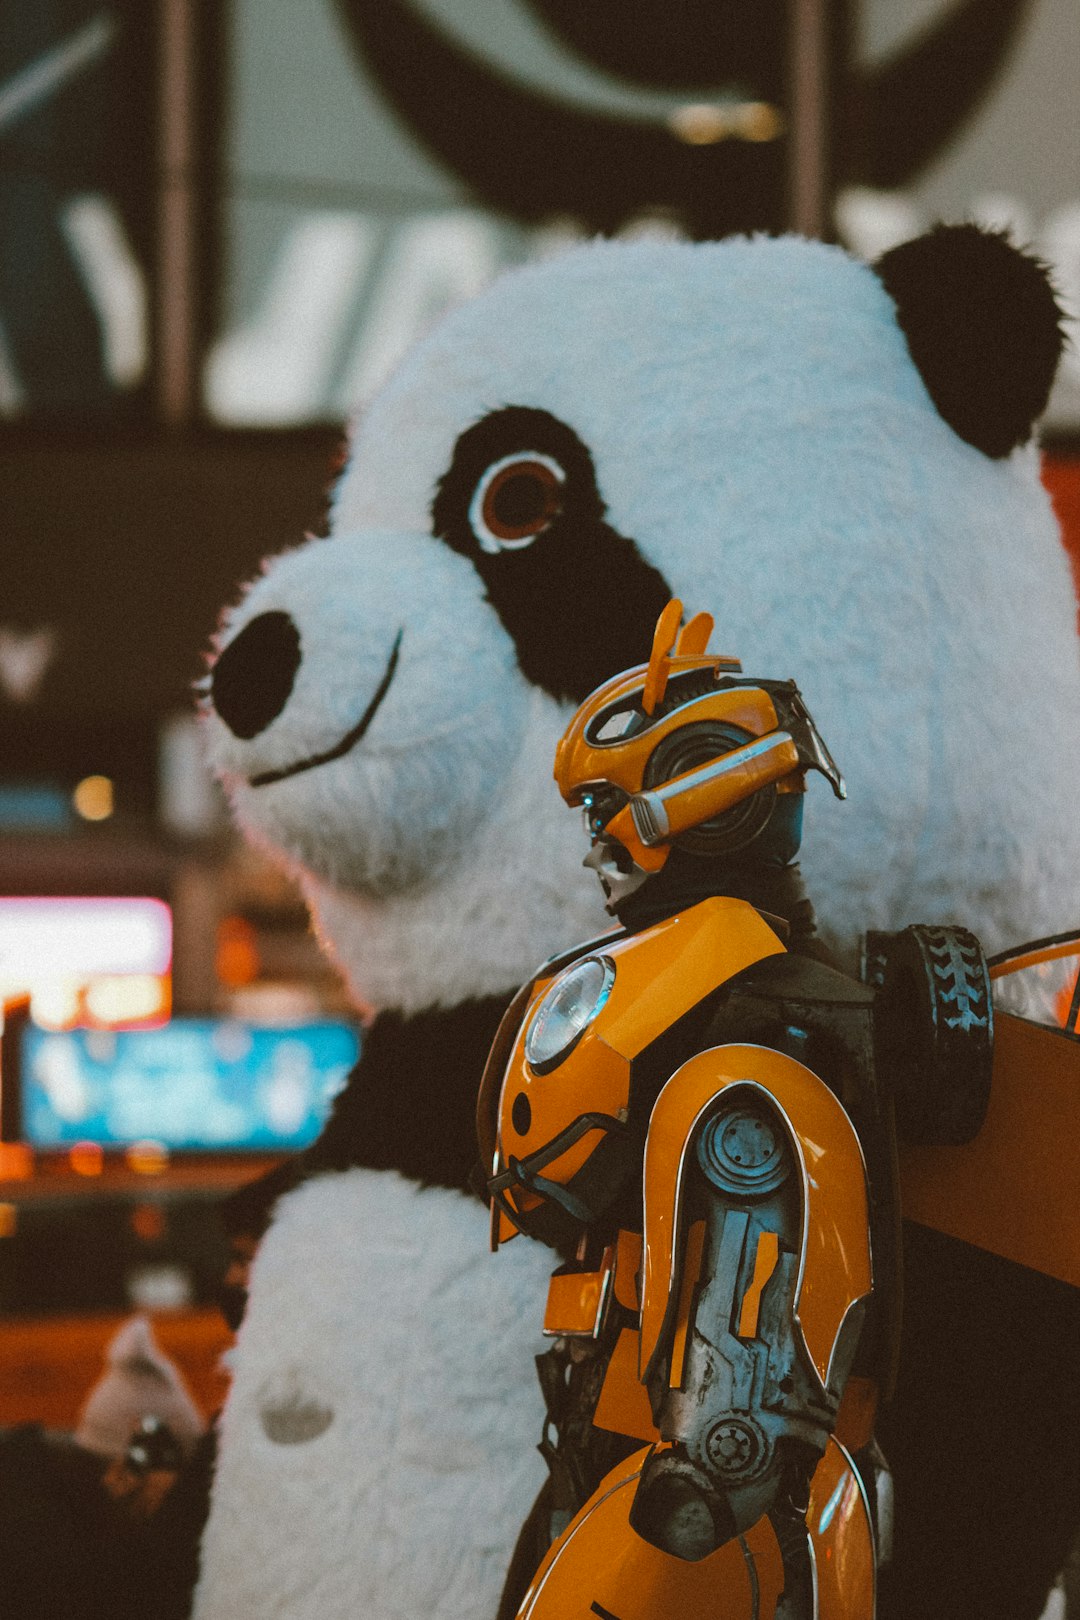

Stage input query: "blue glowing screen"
[{"left": 21, "top": 1020, "right": 359, "bottom": 1150}]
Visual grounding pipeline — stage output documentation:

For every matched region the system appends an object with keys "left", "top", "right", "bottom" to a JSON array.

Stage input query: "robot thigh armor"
[{"left": 513, "top": 1436, "right": 876, "bottom": 1620}]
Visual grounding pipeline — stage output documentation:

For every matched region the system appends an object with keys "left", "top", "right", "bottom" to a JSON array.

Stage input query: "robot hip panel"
[{"left": 514, "top": 1440, "right": 875, "bottom": 1620}]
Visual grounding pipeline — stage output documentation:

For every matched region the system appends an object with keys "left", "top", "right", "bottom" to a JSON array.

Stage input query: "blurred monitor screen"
[{"left": 19, "top": 1019, "right": 358, "bottom": 1152}]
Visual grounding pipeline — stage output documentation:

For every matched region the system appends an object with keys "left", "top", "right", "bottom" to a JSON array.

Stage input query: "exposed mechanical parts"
[
  {"left": 706, "top": 1415, "right": 769, "bottom": 1479},
  {"left": 487, "top": 902, "right": 993, "bottom": 1612},
  {"left": 697, "top": 1103, "right": 791, "bottom": 1197}
]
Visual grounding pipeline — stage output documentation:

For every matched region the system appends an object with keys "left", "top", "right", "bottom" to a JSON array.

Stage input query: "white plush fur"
[
  {"left": 205, "top": 237, "right": 1080, "bottom": 973},
  {"left": 194, "top": 1173, "right": 553, "bottom": 1620},
  {"left": 197, "top": 236, "right": 1080, "bottom": 1620},
  {"left": 298, "top": 682, "right": 607, "bottom": 1013},
  {"left": 203, "top": 531, "right": 608, "bottom": 1012}
]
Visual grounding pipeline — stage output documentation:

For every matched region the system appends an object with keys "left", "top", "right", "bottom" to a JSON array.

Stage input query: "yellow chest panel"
[{"left": 494, "top": 896, "right": 786, "bottom": 1214}]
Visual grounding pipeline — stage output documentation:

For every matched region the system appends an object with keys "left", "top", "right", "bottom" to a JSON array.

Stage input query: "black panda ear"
[{"left": 874, "top": 223, "right": 1065, "bottom": 459}]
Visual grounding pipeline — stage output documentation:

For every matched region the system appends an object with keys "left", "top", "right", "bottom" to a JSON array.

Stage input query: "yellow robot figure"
[{"left": 479, "top": 601, "right": 908, "bottom": 1620}]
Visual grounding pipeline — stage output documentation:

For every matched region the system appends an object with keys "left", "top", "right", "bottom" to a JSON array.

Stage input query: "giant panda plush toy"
[{"left": 195, "top": 225, "right": 1079, "bottom": 1620}]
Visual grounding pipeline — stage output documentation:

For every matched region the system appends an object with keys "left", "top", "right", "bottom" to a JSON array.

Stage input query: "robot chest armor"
[{"left": 491, "top": 896, "right": 787, "bottom": 1243}]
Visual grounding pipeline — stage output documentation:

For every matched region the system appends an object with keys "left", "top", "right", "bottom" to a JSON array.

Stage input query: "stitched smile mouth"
[{"left": 249, "top": 629, "right": 403, "bottom": 788}]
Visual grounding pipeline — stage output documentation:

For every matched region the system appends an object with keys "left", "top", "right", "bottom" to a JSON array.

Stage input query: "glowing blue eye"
[{"left": 524, "top": 957, "right": 615, "bottom": 1073}]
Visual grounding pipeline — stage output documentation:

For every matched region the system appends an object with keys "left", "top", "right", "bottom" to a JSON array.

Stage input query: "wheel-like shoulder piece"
[{"left": 870, "top": 923, "right": 992, "bottom": 1146}]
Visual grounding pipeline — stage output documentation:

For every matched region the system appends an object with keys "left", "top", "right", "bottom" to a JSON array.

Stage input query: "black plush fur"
[
  {"left": 432, "top": 405, "right": 673, "bottom": 702},
  {"left": 305, "top": 996, "right": 511, "bottom": 1187},
  {"left": 224, "top": 995, "right": 516, "bottom": 1252},
  {"left": 875, "top": 223, "right": 1065, "bottom": 459}
]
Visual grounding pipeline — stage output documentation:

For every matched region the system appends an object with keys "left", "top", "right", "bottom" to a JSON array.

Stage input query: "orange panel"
[
  {"left": 809, "top": 1438, "right": 877, "bottom": 1618},
  {"left": 655, "top": 734, "right": 800, "bottom": 839},
  {"left": 493, "top": 898, "right": 786, "bottom": 1238},
  {"left": 477, "top": 975, "right": 542, "bottom": 1168},
  {"left": 642, "top": 597, "right": 684, "bottom": 713},
  {"left": 605, "top": 733, "right": 801, "bottom": 870},
  {"left": 737, "top": 1229, "right": 780, "bottom": 1340},
  {"left": 668, "top": 1220, "right": 706, "bottom": 1388},
  {"left": 501, "top": 1032, "right": 627, "bottom": 1176},
  {"left": 989, "top": 938, "right": 1080, "bottom": 979},
  {"left": 613, "top": 1229, "right": 643, "bottom": 1312},
  {"left": 899, "top": 1011, "right": 1080, "bottom": 1284},
  {"left": 543, "top": 1264, "right": 609, "bottom": 1338},
  {"left": 833, "top": 1375, "right": 878, "bottom": 1454},
  {"left": 515, "top": 1446, "right": 777, "bottom": 1620},
  {"left": 676, "top": 611, "right": 714, "bottom": 656},
  {"left": 603, "top": 803, "right": 669, "bottom": 872},
  {"left": 598, "top": 901, "right": 785, "bottom": 1061},
  {"left": 554, "top": 658, "right": 777, "bottom": 809},
  {"left": 592, "top": 1330, "right": 659, "bottom": 1443}
]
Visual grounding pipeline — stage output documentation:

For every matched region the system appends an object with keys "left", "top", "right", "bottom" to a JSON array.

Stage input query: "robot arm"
[{"left": 630, "top": 1044, "right": 872, "bottom": 1561}]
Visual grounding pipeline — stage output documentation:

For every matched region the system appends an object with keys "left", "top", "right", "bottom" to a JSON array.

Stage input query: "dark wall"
[{"left": 1, "top": 428, "right": 342, "bottom": 806}]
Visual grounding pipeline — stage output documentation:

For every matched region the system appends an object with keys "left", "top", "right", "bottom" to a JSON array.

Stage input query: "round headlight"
[{"left": 524, "top": 956, "right": 615, "bottom": 1074}]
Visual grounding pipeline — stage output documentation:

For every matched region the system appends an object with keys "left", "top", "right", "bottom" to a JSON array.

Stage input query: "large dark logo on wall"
[{"left": 336, "top": 0, "right": 1033, "bottom": 237}]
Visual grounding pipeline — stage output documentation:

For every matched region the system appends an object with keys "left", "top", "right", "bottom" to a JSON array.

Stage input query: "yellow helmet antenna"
[
  {"left": 641, "top": 598, "right": 684, "bottom": 716},
  {"left": 676, "top": 610, "right": 714, "bottom": 656}
]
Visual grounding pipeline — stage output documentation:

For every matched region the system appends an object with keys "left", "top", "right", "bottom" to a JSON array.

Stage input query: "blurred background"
[{"left": 0, "top": 0, "right": 1077, "bottom": 1428}]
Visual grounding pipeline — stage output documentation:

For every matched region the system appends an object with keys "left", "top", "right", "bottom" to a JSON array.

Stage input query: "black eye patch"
[{"left": 432, "top": 406, "right": 673, "bottom": 704}]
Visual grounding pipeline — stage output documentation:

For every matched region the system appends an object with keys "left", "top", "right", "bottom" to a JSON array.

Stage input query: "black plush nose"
[{"left": 211, "top": 610, "right": 302, "bottom": 740}]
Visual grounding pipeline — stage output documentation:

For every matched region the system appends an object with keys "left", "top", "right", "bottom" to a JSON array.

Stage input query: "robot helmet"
[{"left": 554, "top": 599, "right": 845, "bottom": 908}]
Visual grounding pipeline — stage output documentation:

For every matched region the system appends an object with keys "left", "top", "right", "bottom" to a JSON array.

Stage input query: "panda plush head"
[{"left": 202, "top": 223, "right": 1075, "bottom": 1013}]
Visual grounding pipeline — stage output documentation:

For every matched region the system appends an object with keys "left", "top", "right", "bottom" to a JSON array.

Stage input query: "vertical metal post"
[
  {"left": 157, "top": 0, "right": 198, "bottom": 425},
  {"left": 788, "top": 0, "right": 831, "bottom": 238},
  {"left": 171, "top": 860, "right": 224, "bottom": 1013}
]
